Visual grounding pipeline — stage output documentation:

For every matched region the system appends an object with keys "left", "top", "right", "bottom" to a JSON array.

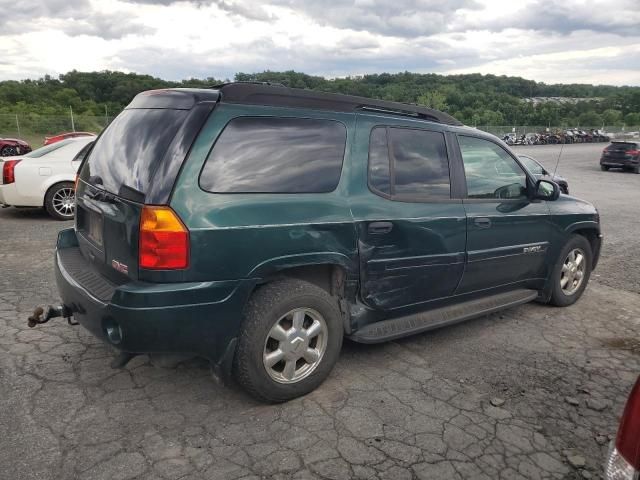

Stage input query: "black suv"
[
  {"left": 43, "top": 84, "right": 602, "bottom": 402},
  {"left": 600, "top": 141, "right": 640, "bottom": 173}
]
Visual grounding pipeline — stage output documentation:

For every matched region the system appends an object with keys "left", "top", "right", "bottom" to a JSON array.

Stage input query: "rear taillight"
[
  {"left": 74, "top": 174, "right": 79, "bottom": 191},
  {"left": 616, "top": 379, "right": 640, "bottom": 471},
  {"left": 139, "top": 206, "right": 189, "bottom": 270},
  {"left": 627, "top": 149, "right": 639, "bottom": 156},
  {"left": 2, "top": 160, "right": 20, "bottom": 184}
]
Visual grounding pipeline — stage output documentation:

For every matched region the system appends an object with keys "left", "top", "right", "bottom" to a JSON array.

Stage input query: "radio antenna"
[{"left": 553, "top": 136, "right": 565, "bottom": 176}]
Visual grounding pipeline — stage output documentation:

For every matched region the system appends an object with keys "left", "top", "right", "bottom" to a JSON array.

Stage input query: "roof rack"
[{"left": 216, "top": 83, "right": 462, "bottom": 126}]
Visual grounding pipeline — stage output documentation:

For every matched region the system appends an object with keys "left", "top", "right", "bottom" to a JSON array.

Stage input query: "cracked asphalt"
[{"left": 1, "top": 142, "right": 639, "bottom": 480}]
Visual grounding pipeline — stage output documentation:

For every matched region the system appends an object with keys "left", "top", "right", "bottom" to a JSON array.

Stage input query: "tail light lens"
[
  {"left": 2, "top": 159, "right": 21, "bottom": 184},
  {"left": 139, "top": 206, "right": 189, "bottom": 270},
  {"left": 616, "top": 378, "right": 640, "bottom": 470},
  {"left": 626, "top": 149, "right": 639, "bottom": 156}
]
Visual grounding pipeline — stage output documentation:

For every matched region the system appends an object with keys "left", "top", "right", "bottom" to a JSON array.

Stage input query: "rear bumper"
[
  {"left": 600, "top": 157, "right": 639, "bottom": 167},
  {"left": 0, "top": 183, "right": 19, "bottom": 206},
  {"left": 54, "top": 228, "right": 253, "bottom": 364}
]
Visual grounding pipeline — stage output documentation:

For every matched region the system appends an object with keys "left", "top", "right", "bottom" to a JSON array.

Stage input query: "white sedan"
[{"left": 0, "top": 137, "right": 94, "bottom": 220}]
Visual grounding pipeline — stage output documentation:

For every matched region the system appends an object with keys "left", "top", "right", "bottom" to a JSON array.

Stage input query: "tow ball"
[{"left": 28, "top": 305, "right": 78, "bottom": 328}]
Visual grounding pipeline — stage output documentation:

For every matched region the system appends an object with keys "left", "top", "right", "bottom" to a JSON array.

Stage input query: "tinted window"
[
  {"left": 458, "top": 136, "right": 527, "bottom": 199},
  {"left": 200, "top": 117, "right": 346, "bottom": 193},
  {"left": 518, "top": 155, "right": 544, "bottom": 175},
  {"left": 80, "top": 108, "right": 188, "bottom": 197},
  {"left": 368, "top": 126, "right": 450, "bottom": 199},
  {"left": 607, "top": 142, "right": 638, "bottom": 151}
]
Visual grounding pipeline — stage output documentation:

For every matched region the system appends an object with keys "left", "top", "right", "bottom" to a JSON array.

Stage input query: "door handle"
[
  {"left": 368, "top": 221, "right": 393, "bottom": 235},
  {"left": 474, "top": 217, "right": 492, "bottom": 229}
]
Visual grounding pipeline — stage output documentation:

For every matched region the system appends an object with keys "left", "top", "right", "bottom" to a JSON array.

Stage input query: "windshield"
[
  {"left": 79, "top": 108, "right": 188, "bottom": 200},
  {"left": 24, "top": 139, "right": 75, "bottom": 158},
  {"left": 519, "top": 155, "right": 544, "bottom": 175}
]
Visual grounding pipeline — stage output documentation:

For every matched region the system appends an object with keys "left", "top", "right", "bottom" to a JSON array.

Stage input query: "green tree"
[
  {"left": 417, "top": 90, "right": 448, "bottom": 111},
  {"left": 601, "top": 109, "right": 623, "bottom": 125},
  {"left": 577, "top": 111, "right": 603, "bottom": 127},
  {"left": 624, "top": 112, "right": 640, "bottom": 126}
]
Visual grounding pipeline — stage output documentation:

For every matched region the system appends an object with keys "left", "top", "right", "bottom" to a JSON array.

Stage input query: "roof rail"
[
  {"left": 211, "top": 81, "right": 287, "bottom": 89},
  {"left": 217, "top": 83, "right": 462, "bottom": 126}
]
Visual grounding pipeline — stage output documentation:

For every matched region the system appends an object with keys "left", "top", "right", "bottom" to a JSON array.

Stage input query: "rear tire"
[
  {"left": 549, "top": 235, "right": 592, "bottom": 307},
  {"left": 233, "top": 279, "right": 343, "bottom": 403},
  {"left": 633, "top": 165, "right": 640, "bottom": 174},
  {"left": 44, "top": 182, "right": 75, "bottom": 220}
]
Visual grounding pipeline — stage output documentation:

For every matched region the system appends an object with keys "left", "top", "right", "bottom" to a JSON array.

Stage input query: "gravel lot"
[{"left": 1, "top": 142, "right": 638, "bottom": 480}]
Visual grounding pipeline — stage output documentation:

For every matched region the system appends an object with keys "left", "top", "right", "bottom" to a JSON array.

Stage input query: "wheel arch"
[
  {"left": 42, "top": 177, "right": 76, "bottom": 207},
  {"left": 248, "top": 258, "right": 357, "bottom": 335},
  {"left": 564, "top": 222, "right": 602, "bottom": 269}
]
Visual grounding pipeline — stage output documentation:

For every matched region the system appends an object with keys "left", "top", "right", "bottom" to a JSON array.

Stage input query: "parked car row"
[{"left": 503, "top": 129, "right": 610, "bottom": 146}]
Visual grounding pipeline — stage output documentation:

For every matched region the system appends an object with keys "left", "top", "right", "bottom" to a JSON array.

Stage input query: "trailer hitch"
[{"left": 28, "top": 305, "right": 77, "bottom": 328}]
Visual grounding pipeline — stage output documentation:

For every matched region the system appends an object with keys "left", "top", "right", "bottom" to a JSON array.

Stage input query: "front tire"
[
  {"left": 600, "top": 165, "right": 609, "bottom": 171},
  {"left": 44, "top": 182, "right": 75, "bottom": 220},
  {"left": 549, "top": 235, "right": 592, "bottom": 307},
  {"left": 233, "top": 279, "right": 343, "bottom": 403}
]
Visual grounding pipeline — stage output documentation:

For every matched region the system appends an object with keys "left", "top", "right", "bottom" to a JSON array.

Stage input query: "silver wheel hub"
[
  {"left": 52, "top": 187, "right": 75, "bottom": 217},
  {"left": 263, "top": 307, "right": 328, "bottom": 384},
  {"left": 560, "top": 248, "right": 586, "bottom": 296}
]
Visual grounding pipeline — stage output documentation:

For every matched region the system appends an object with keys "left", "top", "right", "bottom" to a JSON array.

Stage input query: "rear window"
[
  {"left": 25, "top": 139, "right": 75, "bottom": 158},
  {"left": 79, "top": 108, "right": 187, "bottom": 198},
  {"left": 608, "top": 142, "right": 638, "bottom": 150},
  {"left": 199, "top": 117, "right": 346, "bottom": 193}
]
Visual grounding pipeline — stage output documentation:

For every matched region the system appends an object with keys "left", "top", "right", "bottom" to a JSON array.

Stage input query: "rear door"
[
  {"left": 75, "top": 98, "right": 211, "bottom": 283},
  {"left": 352, "top": 115, "right": 467, "bottom": 311},
  {"left": 454, "top": 134, "right": 551, "bottom": 294}
]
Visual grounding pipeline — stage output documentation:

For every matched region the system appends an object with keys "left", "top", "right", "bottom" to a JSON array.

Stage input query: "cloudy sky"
[{"left": 1, "top": 0, "right": 639, "bottom": 85}]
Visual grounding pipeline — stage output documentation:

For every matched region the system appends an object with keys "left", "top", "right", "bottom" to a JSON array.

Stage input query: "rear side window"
[
  {"left": 25, "top": 139, "right": 75, "bottom": 158},
  {"left": 80, "top": 108, "right": 188, "bottom": 198},
  {"left": 368, "top": 126, "right": 451, "bottom": 199},
  {"left": 200, "top": 117, "right": 346, "bottom": 193}
]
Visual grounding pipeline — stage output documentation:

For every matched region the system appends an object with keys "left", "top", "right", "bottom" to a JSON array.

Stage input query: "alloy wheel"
[
  {"left": 52, "top": 187, "right": 75, "bottom": 218},
  {"left": 560, "top": 248, "right": 586, "bottom": 296},
  {"left": 263, "top": 307, "right": 328, "bottom": 384}
]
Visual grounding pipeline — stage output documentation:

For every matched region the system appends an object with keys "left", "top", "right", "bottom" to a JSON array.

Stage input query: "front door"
[
  {"left": 352, "top": 117, "right": 467, "bottom": 311},
  {"left": 454, "top": 134, "right": 551, "bottom": 294}
]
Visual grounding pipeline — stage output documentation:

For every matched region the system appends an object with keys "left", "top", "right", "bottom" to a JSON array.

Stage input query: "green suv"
[{"left": 50, "top": 83, "right": 602, "bottom": 402}]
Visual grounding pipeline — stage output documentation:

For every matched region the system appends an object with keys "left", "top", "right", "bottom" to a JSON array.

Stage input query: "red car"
[
  {"left": 44, "top": 131, "right": 96, "bottom": 145},
  {"left": 606, "top": 376, "right": 640, "bottom": 479},
  {"left": 0, "top": 137, "right": 31, "bottom": 156}
]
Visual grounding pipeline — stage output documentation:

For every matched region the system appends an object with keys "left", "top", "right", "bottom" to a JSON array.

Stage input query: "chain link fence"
[{"left": 0, "top": 113, "right": 114, "bottom": 148}]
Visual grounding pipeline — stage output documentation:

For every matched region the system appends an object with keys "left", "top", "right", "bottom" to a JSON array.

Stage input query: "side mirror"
[{"left": 534, "top": 179, "right": 560, "bottom": 201}]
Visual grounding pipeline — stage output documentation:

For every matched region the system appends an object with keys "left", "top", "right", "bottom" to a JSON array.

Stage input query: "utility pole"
[
  {"left": 15, "top": 114, "right": 20, "bottom": 137},
  {"left": 70, "top": 106, "right": 75, "bottom": 132},
  {"left": 104, "top": 105, "right": 108, "bottom": 126}
]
